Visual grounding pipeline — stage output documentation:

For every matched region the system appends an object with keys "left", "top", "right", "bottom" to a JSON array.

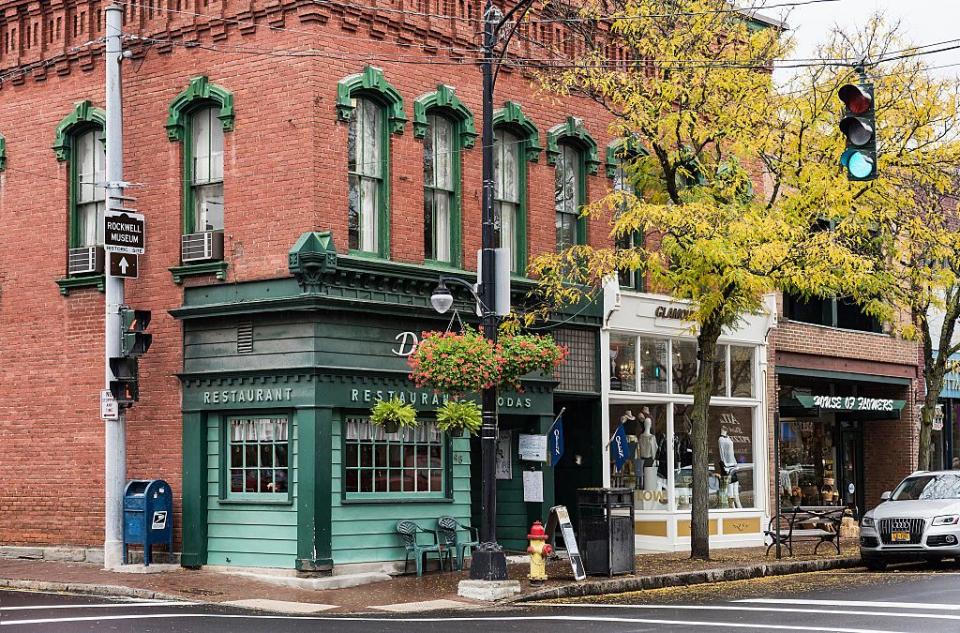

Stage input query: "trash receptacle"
[
  {"left": 577, "top": 487, "right": 635, "bottom": 576},
  {"left": 123, "top": 479, "right": 173, "bottom": 566}
]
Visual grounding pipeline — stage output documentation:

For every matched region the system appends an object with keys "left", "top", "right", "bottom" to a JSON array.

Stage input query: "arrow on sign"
[{"left": 119, "top": 257, "right": 129, "bottom": 274}]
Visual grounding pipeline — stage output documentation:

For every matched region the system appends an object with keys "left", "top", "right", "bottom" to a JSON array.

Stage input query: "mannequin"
[
  {"left": 718, "top": 427, "right": 741, "bottom": 508},
  {"left": 637, "top": 407, "right": 658, "bottom": 506}
]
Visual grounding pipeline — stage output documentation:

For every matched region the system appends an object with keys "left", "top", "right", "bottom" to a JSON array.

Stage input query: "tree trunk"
[
  {"left": 690, "top": 316, "right": 722, "bottom": 560},
  {"left": 918, "top": 369, "right": 945, "bottom": 472}
]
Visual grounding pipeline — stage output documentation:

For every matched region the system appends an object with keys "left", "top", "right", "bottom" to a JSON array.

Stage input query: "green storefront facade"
[{"left": 174, "top": 233, "right": 601, "bottom": 571}]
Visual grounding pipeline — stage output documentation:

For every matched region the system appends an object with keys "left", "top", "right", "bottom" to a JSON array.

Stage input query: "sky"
[{"left": 768, "top": 0, "right": 960, "bottom": 84}]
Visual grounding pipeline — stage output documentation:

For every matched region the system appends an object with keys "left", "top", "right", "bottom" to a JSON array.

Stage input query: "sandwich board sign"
[{"left": 544, "top": 504, "right": 586, "bottom": 581}]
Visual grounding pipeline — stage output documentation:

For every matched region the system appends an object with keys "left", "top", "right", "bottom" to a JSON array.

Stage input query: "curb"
[
  {"left": 511, "top": 556, "right": 862, "bottom": 602},
  {"left": 0, "top": 578, "right": 188, "bottom": 603}
]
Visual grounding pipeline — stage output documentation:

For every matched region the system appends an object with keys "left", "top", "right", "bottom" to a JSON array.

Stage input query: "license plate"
[{"left": 891, "top": 531, "right": 911, "bottom": 542}]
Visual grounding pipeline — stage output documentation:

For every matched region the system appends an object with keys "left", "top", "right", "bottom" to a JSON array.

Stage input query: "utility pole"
[
  {"left": 470, "top": 0, "right": 507, "bottom": 582},
  {"left": 103, "top": 3, "right": 126, "bottom": 570}
]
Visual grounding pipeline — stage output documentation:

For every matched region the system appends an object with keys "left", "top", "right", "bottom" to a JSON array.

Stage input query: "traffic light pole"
[{"left": 103, "top": 3, "right": 126, "bottom": 570}]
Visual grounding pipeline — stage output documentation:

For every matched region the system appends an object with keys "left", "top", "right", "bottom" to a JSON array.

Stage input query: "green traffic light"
[{"left": 840, "top": 149, "right": 875, "bottom": 180}]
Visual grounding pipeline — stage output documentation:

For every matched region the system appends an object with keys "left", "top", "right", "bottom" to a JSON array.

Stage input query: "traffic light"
[
  {"left": 109, "top": 357, "right": 139, "bottom": 406},
  {"left": 109, "top": 307, "right": 151, "bottom": 408},
  {"left": 120, "top": 308, "right": 152, "bottom": 357},
  {"left": 838, "top": 82, "right": 877, "bottom": 181}
]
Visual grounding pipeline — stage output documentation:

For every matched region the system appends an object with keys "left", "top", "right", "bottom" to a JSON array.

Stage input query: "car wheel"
[{"left": 865, "top": 559, "right": 887, "bottom": 571}]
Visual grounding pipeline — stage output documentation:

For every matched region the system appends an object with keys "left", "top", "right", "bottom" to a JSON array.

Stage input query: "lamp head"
[{"left": 430, "top": 280, "right": 454, "bottom": 314}]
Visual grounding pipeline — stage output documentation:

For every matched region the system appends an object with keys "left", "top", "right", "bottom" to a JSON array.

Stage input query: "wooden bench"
[{"left": 765, "top": 506, "right": 848, "bottom": 556}]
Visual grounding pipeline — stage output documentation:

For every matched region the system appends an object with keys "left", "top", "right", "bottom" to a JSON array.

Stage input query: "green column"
[
  {"left": 180, "top": 411, "right": 207, "bottom": 568},
  {"left": 526, "top": 414, "right": 557, "bottom": 528},
  {"left": 296, "top": 406, "right": 334, "bottom": 572}
]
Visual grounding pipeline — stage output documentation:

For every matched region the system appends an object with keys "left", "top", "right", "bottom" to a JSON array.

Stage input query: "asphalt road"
[{"left": 3, "top": 564, "right": 960, "bottom": 632}]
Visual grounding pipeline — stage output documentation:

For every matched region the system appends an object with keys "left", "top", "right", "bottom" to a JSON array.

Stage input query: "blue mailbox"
[{"left": 123, "top": 479, "right": 173, "bottom": 566}]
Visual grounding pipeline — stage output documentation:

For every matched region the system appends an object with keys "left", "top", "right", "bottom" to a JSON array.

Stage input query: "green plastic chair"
[
  {"left": 396, "top": 520, "right": 451, "bottom": 576},
  {"left": 437, "top": 516, "right": 479, "bottom": 572}
]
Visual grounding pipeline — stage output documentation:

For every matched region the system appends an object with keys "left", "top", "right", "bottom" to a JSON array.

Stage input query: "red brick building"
[{"left": 0, "top": 0, "right": 624, "bottom": 567}]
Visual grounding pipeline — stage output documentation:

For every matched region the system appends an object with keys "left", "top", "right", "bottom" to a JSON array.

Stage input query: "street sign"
[
  {"left": 101, "top": 389, "right": 119, "bottom": 420},
  {"left": 109, "top": 252, "right": 138, "bottom": 278},
  {"left": 104, "top": 211, "right": 145, "bottom": 255}
]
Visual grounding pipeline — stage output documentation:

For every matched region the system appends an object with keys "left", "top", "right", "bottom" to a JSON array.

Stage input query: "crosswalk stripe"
[
  {"left": 0, "top": 612, "right": 914, "bottom": 632},
  {"left": 737, "top": 598, "right": 960, "bottom": 611},
  {"left": 543, "top": 602, "right": 960, "bottom": 621},
  {"left": 0, "top": 600, "right": 195, "bottom": 612}
]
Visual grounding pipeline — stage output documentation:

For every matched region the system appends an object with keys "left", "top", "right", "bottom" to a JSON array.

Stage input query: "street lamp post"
[{"left": 430, "top": 0, "right": 537, "bottom": 584}]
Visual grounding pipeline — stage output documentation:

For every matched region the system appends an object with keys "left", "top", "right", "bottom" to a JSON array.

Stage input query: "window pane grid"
[
  {"left": 424, "top": 114, "right": 455, "bottom": 262},
  {"left": 349, "top": 98, "right": 383, "bottom": 252},
  {"left": 555, "top": 144, "right": 581, "bottom": 249},
  {"left": 191, "top": 107, "right": 224, "bottom": 232},
  {"left": 228, "top": 417, "right": 289, "bottom": 496},
  {"left": 495, "top": 130, "right": 521, "bottom": 272},
  {"left": 344, "top": 418, "right": 445, "bottom": 495}
]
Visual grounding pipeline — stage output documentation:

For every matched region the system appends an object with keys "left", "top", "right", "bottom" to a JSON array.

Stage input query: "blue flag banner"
[
  {"left": 548, "top": 413, "right": 564, "bottom": 467},
  {"left": 611, "top": 423, "right": 629, "bottom": 472}
]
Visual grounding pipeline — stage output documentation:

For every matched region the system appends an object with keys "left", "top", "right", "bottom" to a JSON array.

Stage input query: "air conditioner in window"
[
  {"left": 181, "top": 230, "right": 224, "bottom": 263},
  {"left": 68, "top": 246, "right": 104, "bottom": 276}
]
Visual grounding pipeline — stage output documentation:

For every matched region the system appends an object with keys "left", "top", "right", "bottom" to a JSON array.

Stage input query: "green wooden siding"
[
  {"left": 206, "top": 415, "right": 299, "bottom": 568},
  {"left": 330, "top": 417, "right": 473, "bottom": 565}
]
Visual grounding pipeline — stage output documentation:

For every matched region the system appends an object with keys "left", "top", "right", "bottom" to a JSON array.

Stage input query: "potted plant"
[
  {"left": 498, "top": 333, "right": 568, "bottom": 390},
  {"left": 408, "top": 328, "right": 502, "bottom": 396},
  {"left": 436, "top": 399, "right": 482, "bottom": 436},
  {"left": 370, "top": 397, "right": 419, "bottom": 434}
]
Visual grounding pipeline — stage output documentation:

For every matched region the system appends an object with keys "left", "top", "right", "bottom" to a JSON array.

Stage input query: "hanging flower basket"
[
  {"left": 498, "top": 333, "right": 569, "bottom": 390},
  {"left": 408, "top": 328, "right": 503, "bottom": 396},
  {"left": 436, "top": 399, "right": 483, "bottom": 436},
  {"left": 370, "top": 397, "right": 419, "bottom": 434}
]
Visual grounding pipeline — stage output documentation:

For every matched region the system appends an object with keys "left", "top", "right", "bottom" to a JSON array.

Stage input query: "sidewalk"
[{"left": 0, "top": 543, "right": 860, "bottom": 613}]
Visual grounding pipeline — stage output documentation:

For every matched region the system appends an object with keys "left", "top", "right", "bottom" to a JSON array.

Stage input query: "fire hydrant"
[{"left": 527, "top": 520, "right": 552, "bottom": 584}]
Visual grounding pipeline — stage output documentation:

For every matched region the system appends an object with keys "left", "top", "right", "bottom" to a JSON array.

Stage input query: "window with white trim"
[
  {"left": 423, "top": 114, "right": 455, "bottom": 262},
  {"left": 190, "top": 107, "right": 224, "bottom": 232},
  {"left": 75, "top": 129, "right": 106, "bottom": 248},
  {"left": 494, "top": 128, "right": 521, "bottom": 273},
  {"left": 227, "top": 416, "right": 290, "bottom": 499}
]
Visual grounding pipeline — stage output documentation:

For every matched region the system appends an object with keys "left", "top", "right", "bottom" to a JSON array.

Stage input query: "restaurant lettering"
[
  {"left": 203, "top": 388, "right": 293, "bottom": 404},
  {"left": 350, "top": 388, "right": 532, "bottom": 409}
]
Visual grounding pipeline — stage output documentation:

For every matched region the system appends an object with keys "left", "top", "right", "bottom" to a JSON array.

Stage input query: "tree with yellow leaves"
[
  {"left": 526, "top": 2, "right": 953, "bottom": 559},
  {"left": 771, "top": 18, "right": 960, "bottom": 473}
]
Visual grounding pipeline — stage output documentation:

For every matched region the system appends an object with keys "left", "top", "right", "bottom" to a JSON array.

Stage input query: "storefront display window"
[
  {"left": 672, "top": 339, "right": 697, "bottom": 395},
  {"left": 639, "top": 337, "right": 668, "bottom": 393},
  {"left": 343, "top": 418, "right": 445, "bottom": 497},
  {"left": 610, "top": 335, "right": 636, "bottom": 391},
  {"left": 609, "top": 404, "right": 669, "bottom": 511},
  {"left": 778, "top": 417, "right": 838, "bottom": 506},
  {"left": 730, "top": 346, "right": 754, "bottom": 398},
  {"left": 227, "top": 416, "right": 290, "bottom": 498},
  {"left": 712, "top": 345, "right": 728, "bottom": 397}
]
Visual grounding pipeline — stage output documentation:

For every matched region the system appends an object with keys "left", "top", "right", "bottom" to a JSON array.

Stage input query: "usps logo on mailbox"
[{"left": 151, "top": 511, "right": 167, "bottom": 530}]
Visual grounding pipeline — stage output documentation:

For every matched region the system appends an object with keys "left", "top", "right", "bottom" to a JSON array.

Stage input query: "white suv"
[{"left": 860, "top": 470, "right": 960, "bottom": 570}]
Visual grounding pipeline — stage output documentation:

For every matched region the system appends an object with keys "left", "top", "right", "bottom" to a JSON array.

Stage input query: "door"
[{"left": 839, "top": 421, "right": 864, "bottom": 517}]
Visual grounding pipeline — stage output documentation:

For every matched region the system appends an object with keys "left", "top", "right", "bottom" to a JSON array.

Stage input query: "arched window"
[
  {"left": 423, "top": 114, "right": 457, "bottom": 262},
  {"left": 547, "top": 117, "right": 599, "bottom": 251},
  {"left": 53, "top": 100, "right": 106, "bottom": 286},
  {"left": 167, "top": 76, "right": 234, "bottom": 279},
  {"left": 348, "top": 96, "right": 385, "bottom": 253},
  {"left": 414, "top": 85, "right": 475, "bottom": 265},
  {"left": 493, "top": 101, "right": 540, "bottom": 275},
  {"left": 338, "top": 66, "right": 407, "bottom": 258},
  {"left": 606, "top": 138, "right": 646, "bottom": 291}
]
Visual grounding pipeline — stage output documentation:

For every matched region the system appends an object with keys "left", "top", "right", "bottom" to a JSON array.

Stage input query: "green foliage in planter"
[
  {"left": 436, "top": 399, "right": 482, "bottom": 435},
  {"left": 499, "top": 333, "right": 569, "bottom": 390},
  {"left": 370, "top": 397, "right": 419, "bottom": 430}
]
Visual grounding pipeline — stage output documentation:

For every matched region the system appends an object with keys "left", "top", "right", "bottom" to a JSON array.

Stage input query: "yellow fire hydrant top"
[{"left": 527, "top": 520, "right": 552, "bottom": 584}]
